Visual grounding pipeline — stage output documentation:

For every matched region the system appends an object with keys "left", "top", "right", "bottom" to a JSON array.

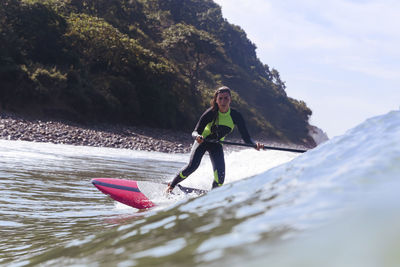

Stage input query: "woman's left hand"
[{"left": 255, "top": 143, "right": 264, "bottom": 151}]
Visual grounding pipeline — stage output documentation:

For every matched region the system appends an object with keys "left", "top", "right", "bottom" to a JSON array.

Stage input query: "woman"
[{"left": 166, "top": 86, "right": 263, "bottom": 193}]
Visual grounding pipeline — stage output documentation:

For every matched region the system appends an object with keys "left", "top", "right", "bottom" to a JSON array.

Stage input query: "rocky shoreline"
[
  {"left": 0, "top": 112, "right": 193, "bottom": 153},
  {"left": 0, "top": 112, "right": 310, "bottom": 153}
]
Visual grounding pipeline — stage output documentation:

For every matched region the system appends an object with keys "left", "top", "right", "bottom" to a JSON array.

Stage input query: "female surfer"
[{"left": 166, "top": 86, "right": 264, "bottom": 193}]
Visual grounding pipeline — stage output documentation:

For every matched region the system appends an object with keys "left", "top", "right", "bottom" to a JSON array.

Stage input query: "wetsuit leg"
[
  {"left": 170, "top": 142, "right": 207, "bottom": 188},
  {"left": 209, "top": 143, "right": 225, "bottom": 188}
]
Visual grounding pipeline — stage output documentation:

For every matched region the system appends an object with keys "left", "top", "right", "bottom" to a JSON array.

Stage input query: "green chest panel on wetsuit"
[{"left": 201, "top": 109, "right": 234, "bottom": 140}]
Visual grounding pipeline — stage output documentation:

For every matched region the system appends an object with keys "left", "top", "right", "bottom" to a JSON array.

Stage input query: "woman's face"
[{"left": 216, "top": 91, "right": 231, "bottom": 113}]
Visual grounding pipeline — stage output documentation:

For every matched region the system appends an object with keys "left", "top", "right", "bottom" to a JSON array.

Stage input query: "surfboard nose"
[
  {"left": 91, "top": 178, "right": 156, "bottom": 209},
  {"left": 91, "top": 178, "right": 108, "bottom": 190}
]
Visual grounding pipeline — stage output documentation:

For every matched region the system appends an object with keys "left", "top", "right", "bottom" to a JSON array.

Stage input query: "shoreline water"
[{"left": 0, "top": 111, "right": 309, "bottom": 153}]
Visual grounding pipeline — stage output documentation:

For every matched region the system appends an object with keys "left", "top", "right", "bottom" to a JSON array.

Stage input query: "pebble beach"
[
  {"left": 0, "top": 111, "right": 310, "bottom": 154},
  {"left": 0, "top": 112, "right": 193, "bottom": 153}
]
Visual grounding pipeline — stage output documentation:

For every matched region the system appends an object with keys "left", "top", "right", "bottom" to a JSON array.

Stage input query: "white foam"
[{"left": 178, "top": 148, "right": 298, "bottom": 190}]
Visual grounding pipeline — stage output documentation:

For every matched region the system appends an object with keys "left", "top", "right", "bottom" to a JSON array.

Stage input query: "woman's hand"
[
  {"left": 166, "top": 185, "right": 174, "bottom": 194},
  {"left": 255, "top": 142, "right": 264, "bottom": 151},
  {"left": 196, "top": 135, "right": 204, "bottom": 144}
]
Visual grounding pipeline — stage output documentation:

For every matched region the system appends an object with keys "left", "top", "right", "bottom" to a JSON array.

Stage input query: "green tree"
[
  {"left": 161, "top": 23, "right": 225, "bottom": 92},
  {"left": 271, "top": 68, "right": 287, "bottom": 96},
  {"left": 11, "top": 1, "right": 67, "bottom": 64}
]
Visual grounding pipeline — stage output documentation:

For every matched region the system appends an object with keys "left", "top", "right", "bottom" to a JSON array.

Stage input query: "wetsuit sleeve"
[
  {"left": 231, "top": 109, "right": 255, "bottom": 145},
  {"left": 191, "top": 108, "right": 214, "bottom": 139}
]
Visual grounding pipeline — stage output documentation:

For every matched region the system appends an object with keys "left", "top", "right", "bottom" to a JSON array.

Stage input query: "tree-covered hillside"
[{"left": 0, "top": 0, "right": 314, "bottom": 145}]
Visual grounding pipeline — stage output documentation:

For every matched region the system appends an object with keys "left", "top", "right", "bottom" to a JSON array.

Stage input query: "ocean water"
[{"left": 1, "top": 110, "right": 399, "bottom": 267}]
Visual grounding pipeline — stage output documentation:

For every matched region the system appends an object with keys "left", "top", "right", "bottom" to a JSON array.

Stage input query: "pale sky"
[{"left": 214, "top": 0, "right": 400, "bottom": 138}]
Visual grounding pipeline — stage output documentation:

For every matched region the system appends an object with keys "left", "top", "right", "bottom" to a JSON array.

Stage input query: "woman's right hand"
[
  {"left": 196, "top": 135, "right": 204, "bottom": 144},
  {"left": 166, "top": 184, "right": 174, "bottom": 194}
]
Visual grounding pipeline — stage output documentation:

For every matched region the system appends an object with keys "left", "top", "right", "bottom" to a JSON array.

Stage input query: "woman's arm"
[
  {"left": 232, "top": 110, "right": 264, "bottom": 150},
  {"left": 231, "top": 109, "right": 255, "bottom": 145},
  {"left": 191, "top": 108, "right": 214, "bottom": 139}
]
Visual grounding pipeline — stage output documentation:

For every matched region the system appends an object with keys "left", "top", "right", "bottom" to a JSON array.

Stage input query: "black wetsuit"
[{"left": 170, "top": 107, "right": 255, "bottom": 189}]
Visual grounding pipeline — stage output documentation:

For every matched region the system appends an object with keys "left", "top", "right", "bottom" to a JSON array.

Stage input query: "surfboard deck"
[{"left": 91, "top": 178, "right": 207, "bottom": 209}]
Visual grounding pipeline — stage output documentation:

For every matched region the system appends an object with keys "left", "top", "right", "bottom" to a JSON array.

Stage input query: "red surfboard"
[{"left": 91, "top": 178, "right": 207, "bottom": 209}]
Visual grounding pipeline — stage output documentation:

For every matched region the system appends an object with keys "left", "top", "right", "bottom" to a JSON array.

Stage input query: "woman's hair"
[{"left": 210, "top": 86, "right": 232, "bottom": 111}]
